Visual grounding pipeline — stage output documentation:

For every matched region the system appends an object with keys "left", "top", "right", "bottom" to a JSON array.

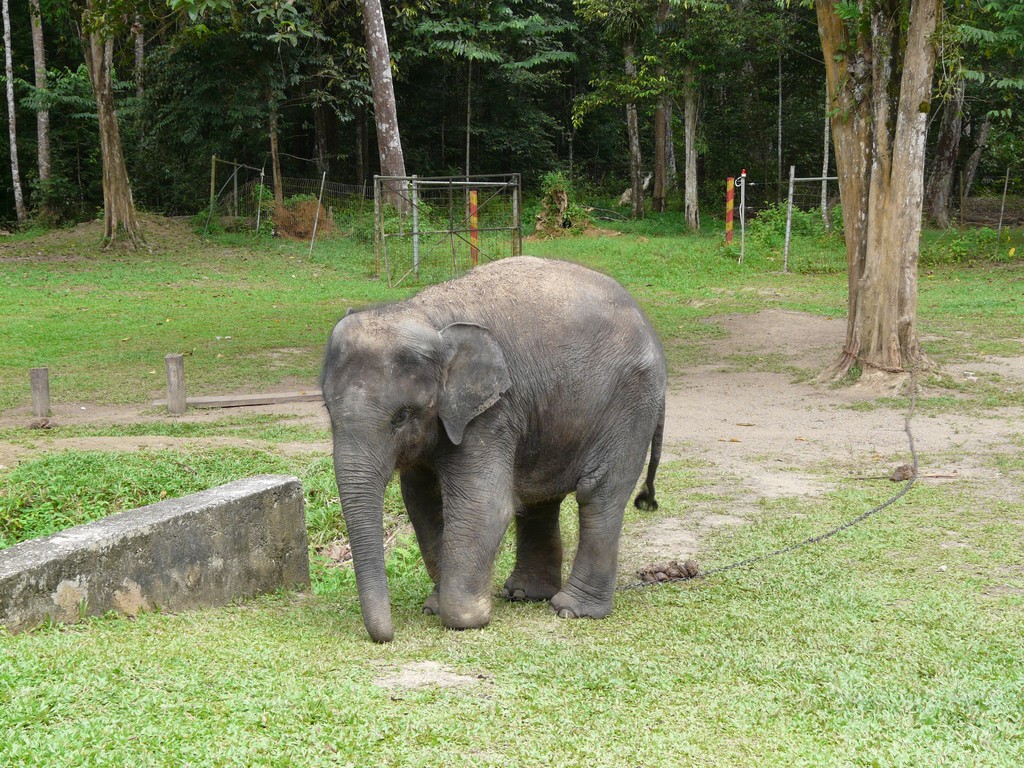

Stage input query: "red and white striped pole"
[{"left": 725, "top": 177, "right": 735, "bottom": 243}]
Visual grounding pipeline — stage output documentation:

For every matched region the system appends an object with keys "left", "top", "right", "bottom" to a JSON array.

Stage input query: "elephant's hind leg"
[
  {"left": 503, "top": 497, "right": 565, "bottom": 602},
  {"left": 550, "top": 478, "right": 631, "bottom": 620}
]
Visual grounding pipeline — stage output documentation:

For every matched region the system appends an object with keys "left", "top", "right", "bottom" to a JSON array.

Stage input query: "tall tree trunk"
[
  {"left": 464, "top": 59, "right": 471, "bottom": 178},
  {"left": 624, "top": 39, "right": 643, "bottom": 219},
  {"left": 924, "top": 77, "right": 964, "bottom": 228},
  {"left": 821, "top": 85, "right": 832, "bottom": 231},
  {"left": 651, "top": 0, "right": 671, "bottom": 213},
  {"left": 3, "top": 0, "right": 27, "bottom": 223},
  {"left": 961, "top": 114, "right": 991, "bottom": 201},
  {"left": 817, "top": 0, "right": 941, "bottom": 380},
  {"left": 683, "top": 66, "right": 699, "bottom": 231},
  {"left": 268, "top": 96, "right": 284, "bottom": 206},
  {"left": 133, "top": 14, "right": 144, "bottom": 98},
  {"left": 777, "top": 53, "right": 783, "bottom": 202},
  {"left": 361, "top": 0, "right": 408, "bottom": 208},
  {"left": 82, "top": 9, "right": 140, "bottom": 246},
  {"left": 355, "top": 102, "right": 367, "bottom": 187},
  {"left": 664, "top": 101, "right": 677, "bottom": 195},
  {"left": 653, "top": 98, "right": 667, "bottom": 213},
  {"left": 313, "top": 101, "right": 331, "bottom": 176},
  {"left": 29, "top": 0, "right": 50, "bottom": 210}
]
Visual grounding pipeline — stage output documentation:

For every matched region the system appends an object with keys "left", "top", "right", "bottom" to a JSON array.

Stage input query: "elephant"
[{"left": 320, "top": 256, "right": 666, "bottom": 642}]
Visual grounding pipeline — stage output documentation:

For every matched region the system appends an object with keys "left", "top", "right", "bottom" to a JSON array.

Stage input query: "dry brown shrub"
[{"left": 273, "top": 201, "right": 335, "bottom": 239}]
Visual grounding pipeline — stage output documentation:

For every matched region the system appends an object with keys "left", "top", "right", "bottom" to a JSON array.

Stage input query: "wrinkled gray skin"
[{"left": 321, "top": 256, "right": 666, "bottom": 642}]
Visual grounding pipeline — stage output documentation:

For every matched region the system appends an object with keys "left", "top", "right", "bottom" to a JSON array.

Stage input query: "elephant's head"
[{"left": 320, "top": 311, "right": 511, "bottom": 642}]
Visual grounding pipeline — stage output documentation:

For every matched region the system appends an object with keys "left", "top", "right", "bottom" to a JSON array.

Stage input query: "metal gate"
[{"left": 374, "top": 174, "right": 522, "bottom": 287}]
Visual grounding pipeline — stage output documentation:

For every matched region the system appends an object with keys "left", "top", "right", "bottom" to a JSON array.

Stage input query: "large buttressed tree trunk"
[
  {"left": 816, "top": 0, "right": 942, "bottom": 381},
  {"left": 361, "top": 0, "right": 407, "bottom": 207},
  {"left": 82, "top": 1, "right": 141, "bottom": 247}
]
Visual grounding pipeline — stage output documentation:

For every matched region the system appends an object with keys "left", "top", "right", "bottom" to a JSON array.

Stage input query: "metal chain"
[{"left": 619, "top": 365, "right": 920, "bottom": 592}]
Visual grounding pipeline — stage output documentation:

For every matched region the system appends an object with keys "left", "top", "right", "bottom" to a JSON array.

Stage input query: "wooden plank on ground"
[{"left": 153, "top": 391, "right": 324, "bottom": 409}]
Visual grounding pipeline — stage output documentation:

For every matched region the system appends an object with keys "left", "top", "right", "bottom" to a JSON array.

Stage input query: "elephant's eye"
[{"left": 391, "top": 407, "right": 414, "bottom": 428}]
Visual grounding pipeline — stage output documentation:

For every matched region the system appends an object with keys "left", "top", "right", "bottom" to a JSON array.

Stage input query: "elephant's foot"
[
  {"left": 438, "top": 588, "right": 492, "bottom": 630},
  {"left": 422, "top": 587, "right": 440, "bottom": 616},
  {"left": 502, "top": 571, "right": 561, "bottom": 602},
  {"left": 550, "top": 589, "right": 613, "bottom": 620}
]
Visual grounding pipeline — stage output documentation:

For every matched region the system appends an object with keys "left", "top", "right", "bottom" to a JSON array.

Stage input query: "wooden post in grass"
[
  {"left": 30, "top": 367, "right": 49, "bottom": 417},
  {"left": 165, "top": 354, "right": 187, "bottom": 415},
  {"left": 209, "top": 154, "right": 217, "bottom": 214},
  {"left": 783, "top": 165, "right": 796, "bottom": 273},
  {"left": 725, "top": 177, "right": 735, "bottom": 244},
  {"left": 469, "top": 190, "right": 479, "bottom": 267}
]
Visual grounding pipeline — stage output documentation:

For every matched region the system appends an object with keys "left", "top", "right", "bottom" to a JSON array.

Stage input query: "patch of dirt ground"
[
  {"left": 618, "top": 308, "right": 1024, "bottom": 576},
  {"left": 374, "top": 661, "right": 486, "bottom": 692},
  {"left": 2, "top": 309, "right": 1022, "bottom": 588}
]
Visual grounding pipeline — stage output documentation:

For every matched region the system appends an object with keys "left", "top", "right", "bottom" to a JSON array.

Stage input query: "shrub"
[
  {"left": 921, "top": 227, "right": 1002, "bottom": 266},
  {"left": 749, "top": 202, "right": 841, "bottom": 251}
]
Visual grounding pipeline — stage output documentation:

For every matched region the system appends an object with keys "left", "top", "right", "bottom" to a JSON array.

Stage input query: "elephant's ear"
[{"left": 438, "top": 323, "right": 511, "bottom": 446}]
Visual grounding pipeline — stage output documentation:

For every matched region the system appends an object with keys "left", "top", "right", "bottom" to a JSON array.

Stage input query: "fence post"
[
  {"left": 469, "top": 190, "right": 479, "bottom": 267},
  {"left": 725, "top": 177, "right": 735, "bottom": 244},
  {"left": 995, "top": 166, "right": 1011, "bottom": 257},
  {"left": 165, "top": 354, "right": 187, "bottom": 415},
  {"left": 783, "top": 164, "right": 796, "bottom": 273},
  {"left": 309, "top": 171, "right": 327, "bottom": 258},
  {"left": 411, "top": 176, "right": 420, "bottom": 278},
  {"left": 374, "top": 176, "right": 384, "bottom": 282},
  {"left": 255, "top": 166, "right": 266, "bottom": 235},
  {"left": 512, "top": 176, "right": 521, "bottom": 257},
  {"left": 30, "top": 367, "right": 49, "bottom": 418},
  {"left": 232, "top": 160, "right": 239, "bottom": 217},
  {"left": 209, "top": 154, "right": 217, "bottom": 214},
  {"left": 738, "top": 169, "right": 747, "bottom": 264}
]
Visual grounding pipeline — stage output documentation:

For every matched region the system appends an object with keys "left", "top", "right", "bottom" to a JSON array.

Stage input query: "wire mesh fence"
[
  {"left": 779, "top": 168, "right": 841, "bottom": 272},
  {"left": 206, "top": 159, "right": 372, "bottom": 227},
  {"left": 374, "top": 174, "right": 522, "bottom": 287}
]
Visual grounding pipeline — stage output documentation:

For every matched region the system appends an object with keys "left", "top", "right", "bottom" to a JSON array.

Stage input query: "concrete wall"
[{"left": 0, "top": 475, "right": 310, "bottom": 633}]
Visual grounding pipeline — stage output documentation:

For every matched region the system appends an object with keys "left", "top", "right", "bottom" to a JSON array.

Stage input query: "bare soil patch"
[
  {"left": 374, "top": 661, "right": 485, "bottom": 692},
  {"left": 621, "top": 308, "right": 1023, "bottom": 577}
]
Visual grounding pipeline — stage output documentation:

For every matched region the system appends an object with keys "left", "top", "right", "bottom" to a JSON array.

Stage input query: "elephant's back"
[
  {"left": 418, "top": 255, "right": 664, "bottom": 399},
  {"left": 413, "top": 256, "right": 646, "bottom": 333}
]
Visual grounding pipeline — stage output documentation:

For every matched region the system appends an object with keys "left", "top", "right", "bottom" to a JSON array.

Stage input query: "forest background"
[{"left": 1, "top": 0, "right": 1021, "bottom": 230}]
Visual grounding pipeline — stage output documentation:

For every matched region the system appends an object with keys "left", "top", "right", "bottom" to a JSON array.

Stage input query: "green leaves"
[
  {"left": 167, "top": 0, "right": 316, "bottom": 45},
  {"left": 411, "top": 0, "right": 577, "bottom": 70}
]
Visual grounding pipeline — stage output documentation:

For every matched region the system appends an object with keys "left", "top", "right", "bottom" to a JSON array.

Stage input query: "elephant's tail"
[{"left": 634, "top": 397, "right": 665, "bottom": 512}]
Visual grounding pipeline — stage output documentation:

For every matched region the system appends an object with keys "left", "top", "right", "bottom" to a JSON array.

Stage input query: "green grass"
[
  {"left": 2, "top": 470, "right": 1021, "bottom": 766},
  {"left": 0, "top": 413, "right": 329, "bottom": 444},
  {"left": 1, "top": 215, "right": 1023, "bottom": 765},
  {"left": 3, "top": 215, "right": 1021, "bottom": 409}
]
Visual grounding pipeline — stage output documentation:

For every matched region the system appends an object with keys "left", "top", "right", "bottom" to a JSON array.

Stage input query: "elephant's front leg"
[
  {"left": 503, "top": 497, "right": 565, "bottom": 602},
  {"left": 437, "top": 462, "right": 515, "bottom": 630},
  {"left": 400, "top": 466, "right": 443, "bottom": 616}
]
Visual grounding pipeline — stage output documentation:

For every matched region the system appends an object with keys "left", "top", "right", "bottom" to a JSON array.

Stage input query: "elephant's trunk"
[{"left": 333, "top": 443, "right": 394, "bottom": 643}]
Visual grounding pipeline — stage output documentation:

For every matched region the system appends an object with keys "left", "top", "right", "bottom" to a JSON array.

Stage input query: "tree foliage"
[{"left": 0, "top": 0, "right": 1020, "bottom": 225}]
